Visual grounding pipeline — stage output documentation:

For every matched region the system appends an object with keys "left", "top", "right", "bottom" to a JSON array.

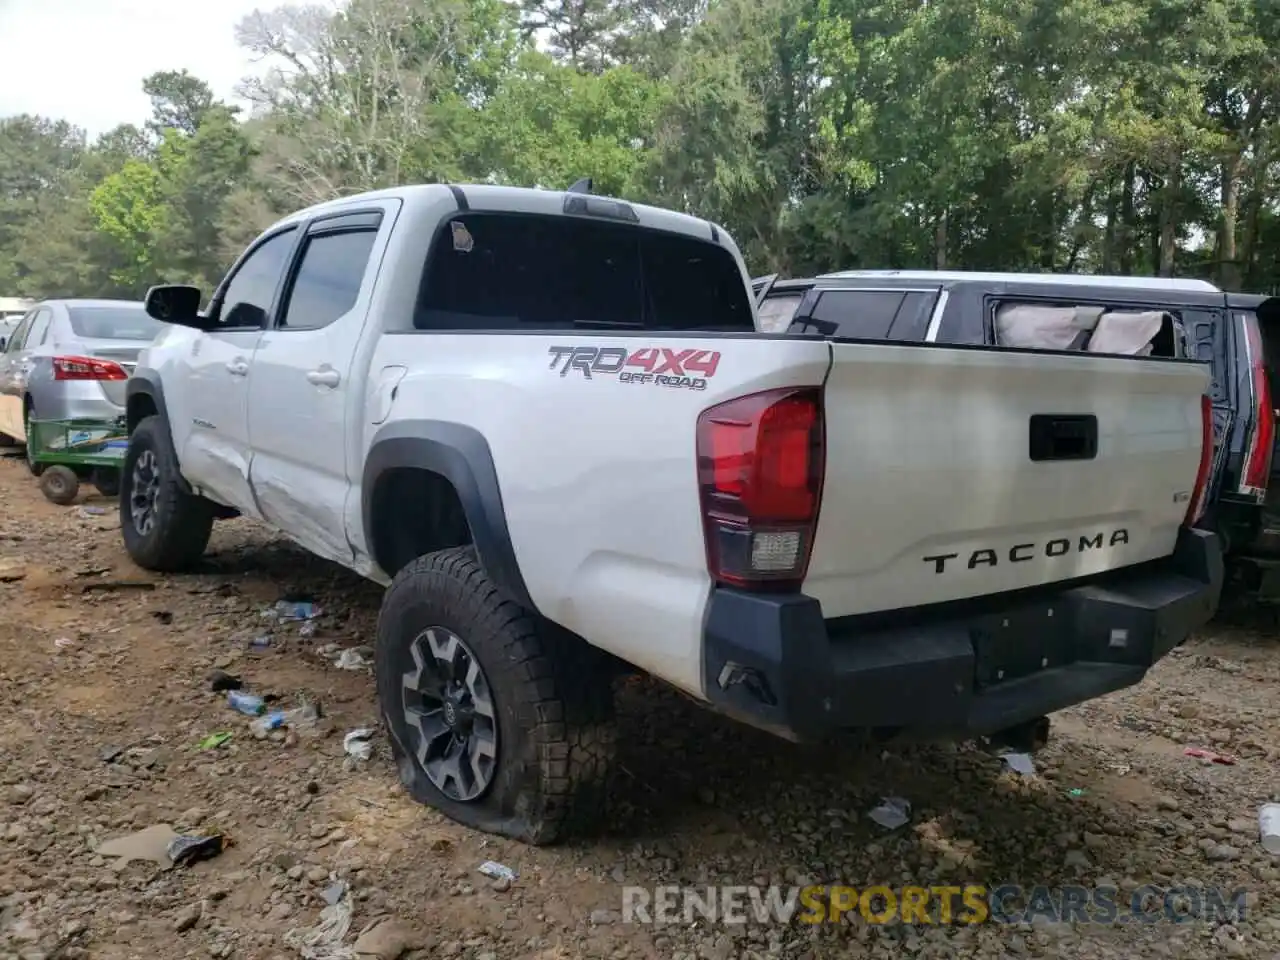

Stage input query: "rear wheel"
[
  {"left": 92, "top": 467, "right": 121, "bottom": 499},
  {"left": 39, "top": 466, "right": 79, "bottom": 505},
  {"left": 119, "top": 415, "right": 214, "bottom": 571},
  {"left": 376, "top": 547, "right": 616, "bottom": 845}
]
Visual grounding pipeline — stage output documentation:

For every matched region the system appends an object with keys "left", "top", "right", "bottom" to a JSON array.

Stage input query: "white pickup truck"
[{"left": 121, "top": 183, "right": 1223, "bottom": 844}]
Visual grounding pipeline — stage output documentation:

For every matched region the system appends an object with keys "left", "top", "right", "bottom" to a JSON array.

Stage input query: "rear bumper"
[
  {"left": 29, "top": 380, "right": 125, "bottom": 425},
  {"left": 701, "top": 527, "right": 1223, "bottom": 743}
]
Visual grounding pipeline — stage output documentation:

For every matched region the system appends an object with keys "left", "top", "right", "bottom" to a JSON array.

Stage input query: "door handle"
[
  {"left": 226, "top": 358, "right": 249, "bottom": 376},
  {"left": 306, "top": 367, "right": 341, "bottom": 388}
]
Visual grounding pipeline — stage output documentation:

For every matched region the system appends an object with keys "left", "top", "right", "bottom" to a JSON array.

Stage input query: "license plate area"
[{"left": 971, "top": 601, "right": 1076, "bottom": 688}]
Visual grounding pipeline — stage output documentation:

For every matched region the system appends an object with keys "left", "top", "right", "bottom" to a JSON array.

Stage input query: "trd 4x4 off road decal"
[{"left": 547, "top": 345, "right": 721, "bottom": 391}]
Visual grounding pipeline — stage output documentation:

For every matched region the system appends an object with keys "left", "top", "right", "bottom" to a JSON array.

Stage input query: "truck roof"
[
  {"left": 273, "top": 183, "right": 728, "bottom": 247},
  {"left": 815, "top": 269, "right": 1221, "bottom": 293}
]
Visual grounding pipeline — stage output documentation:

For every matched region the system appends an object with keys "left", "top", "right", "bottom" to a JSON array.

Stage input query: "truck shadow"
[
  {"left": 605, "top": 675, "right": 1147, "bottom": 891},
  {"left": 191, "top": 527, "right": 1161, "bottom": 888}
]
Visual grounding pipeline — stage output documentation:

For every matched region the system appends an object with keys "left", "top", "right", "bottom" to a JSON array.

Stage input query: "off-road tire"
[
  {"left": 39, "top": 465, "right": 79, "bottom": 505},
  {"left": 92, "top": 467, "right": 121, "bottom": 499},
  {"left": 119, "top": 415, "right": 214, "bottom": 571},
  {"left": 377, "top": 547, "right": 616, "bottom": 845}
]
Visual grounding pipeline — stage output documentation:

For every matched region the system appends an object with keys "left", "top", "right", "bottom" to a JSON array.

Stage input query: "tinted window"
[
  {"left": 416, "top": 214, "right": 752, "bottom": 332},
  {"left": 810, "top": 291, "right": 905, "bottom": 339},
  {"left": 280, "top": 230, "right": 377, "bottom": 330},
  {"left": 219, "top": 229, "right": 296, "bottom": 328},
  {"left": 67, "top": 306, "right": 162, "bottom": 341},
  {"left": 758, "top": 294, "right": 803, "bottom": 333},
  {"left": 891, "top": 291, "right": 937, "bottom": 340}
]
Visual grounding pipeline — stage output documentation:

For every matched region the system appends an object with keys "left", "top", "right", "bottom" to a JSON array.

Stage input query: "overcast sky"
[{"left": 0, "top": 0, "right": 268, "bottom": 137}]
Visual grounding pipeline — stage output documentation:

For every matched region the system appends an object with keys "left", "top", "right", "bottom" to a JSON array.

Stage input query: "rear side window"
[
  {"left": 415, "top": 214, "right": 753, "bottom": 332},
  {"left": 758, "top": 294, "right": 803, "bottom": 333},
  {"left": 67, "top": 306, "right": 163, "bottom": 341},
  {"left": 802, "top": 289, "right": 937, "bottom": 340},
  {"left": 992, "top": 299, "right": 1185, "bottom": 358},
  {"left": 280, "top": 230, "right": 377, "bottom": 331}
]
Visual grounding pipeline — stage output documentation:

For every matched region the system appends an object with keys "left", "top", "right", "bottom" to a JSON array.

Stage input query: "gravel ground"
[{"left": 0, "top": 452, "right": 1278, "bottom": 960}]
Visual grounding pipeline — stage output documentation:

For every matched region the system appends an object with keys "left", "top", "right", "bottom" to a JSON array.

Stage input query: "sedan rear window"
[
  {"left": 415, "top": 213, "right": 753, "bottom": 332},
  {"left": 68, "top": 306, "right": 165, "bottom": 341}
]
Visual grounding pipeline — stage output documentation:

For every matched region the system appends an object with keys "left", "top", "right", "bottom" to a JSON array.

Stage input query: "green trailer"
[{"left": 26, "top": 417, "right": 127, "bottom": 505}]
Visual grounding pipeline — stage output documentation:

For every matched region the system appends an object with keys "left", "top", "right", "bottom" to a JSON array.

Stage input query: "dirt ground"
[{"left": 0, "top": 453, "right": 1279, "bottom": 960}]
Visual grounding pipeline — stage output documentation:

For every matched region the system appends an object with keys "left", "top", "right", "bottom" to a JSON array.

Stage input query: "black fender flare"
[
  {"left": 362, "top": 420, "right": 535, "bottom": 611},
  {"left": 125, "top": 371, "right": 198, "bottom": 496},
  {"left": 125, "top": 370, "right": 171, "bottom": 431}
]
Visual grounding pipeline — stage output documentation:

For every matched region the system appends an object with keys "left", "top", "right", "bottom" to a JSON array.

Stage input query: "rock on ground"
[{"left": 0, "top": 453, "right": 1278, "bottom": 959}]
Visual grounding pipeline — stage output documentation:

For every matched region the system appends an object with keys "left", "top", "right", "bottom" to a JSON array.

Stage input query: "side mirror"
[{"left": 144, "top": 284, "right": 206, "bottom": 328}]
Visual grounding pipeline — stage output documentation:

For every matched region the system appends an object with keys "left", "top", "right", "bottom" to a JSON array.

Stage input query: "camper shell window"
[{"left": 991, "top": 300, "right": 1186, "bottom": 357}]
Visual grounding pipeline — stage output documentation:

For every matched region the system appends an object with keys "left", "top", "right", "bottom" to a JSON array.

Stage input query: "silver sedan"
[{"left": 0, "top": 299, "right": 164, "bottom": 467}]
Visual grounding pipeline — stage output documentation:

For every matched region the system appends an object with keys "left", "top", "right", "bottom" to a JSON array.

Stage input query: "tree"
[
  {"left": 88, "top": 158, "right": 166, "bottom": 291},
  {"left": 0, "top": 116, "right": 87, "bottom": 292},
  {"left": 236, "top": 0, "right": 518, "bottom": 205},
  {"left": 7, "top": 0, "right": 1280, "bottom": 296},
  {"left": 476, "top": 50, "right": 664, "bottom": 194},
  {"left": 518, "top": 0, "right": 627, "bottom": 72},
  {"left": 143, "top": 69, "right": 218, "bottom": 137}
]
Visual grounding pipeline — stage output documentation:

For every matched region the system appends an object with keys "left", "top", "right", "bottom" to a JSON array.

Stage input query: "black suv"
[{"left": 752, "top": 270, "right": 1278, "bottom": 569}]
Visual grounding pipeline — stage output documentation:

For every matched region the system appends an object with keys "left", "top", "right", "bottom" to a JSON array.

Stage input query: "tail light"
[
  {"left": 1238, "top": 311, "right": 1275, "bottom": 498},
  {"left": 52, "top": 356, "right": 128, "bottom": 381},
  {"left": 696, "top": 387, "right": 825, "bottom": 591},
  {"left": 1184, "top": 393, "right": 1214, "bottom": 527}
]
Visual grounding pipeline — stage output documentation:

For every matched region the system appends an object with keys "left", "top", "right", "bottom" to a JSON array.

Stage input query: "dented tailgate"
[{"left": 805, "top": 343, "right": 1210, "bottom": 618}]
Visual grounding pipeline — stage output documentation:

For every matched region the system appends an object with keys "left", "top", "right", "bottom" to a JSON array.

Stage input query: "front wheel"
[
  {"left": 119, "top": 415, "right": 214, "bottom": 571},
  {"left": 376, "top": 547, "right": 616, "bottom": 845}
]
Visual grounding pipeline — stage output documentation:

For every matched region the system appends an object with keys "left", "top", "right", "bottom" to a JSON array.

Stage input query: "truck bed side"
[{"left": 362, "top": 332, "right": 831, "bottom": 696}]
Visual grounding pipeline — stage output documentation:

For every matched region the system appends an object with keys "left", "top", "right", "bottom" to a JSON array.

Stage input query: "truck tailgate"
[{"left": 806, "top": 343, "right": 1210, "bottom": 618}]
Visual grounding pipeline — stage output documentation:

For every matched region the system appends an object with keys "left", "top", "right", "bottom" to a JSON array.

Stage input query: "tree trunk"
[
  {"left": 1242, "top": 147, "right": 1267, "bottom": 289},
  {"left": 1119, "top": 161, "right": 1137, "bottom": 275},
  {"left": 1065, "top": 183, "right": 1096, "bottom": 272},
  {"left": 1040, "top": 191, "right": 1058, "bottom": 270},
  {"left": 934, "top": 208, "right": 948, "bottom": 269},
  {"left": 1159, "top": 164, "right": 1181, "bottom": 277},
  {"left": 1102, "top": 177, "right": 1119, "bottom": 273},
  {"left": 1217, "top": 153, "right": 1244, "bottom": 290}
]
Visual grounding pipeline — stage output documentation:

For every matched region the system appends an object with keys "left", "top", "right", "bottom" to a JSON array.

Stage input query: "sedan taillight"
[{"left": 51, "top": 356, "right": 128, "bottom": 381}]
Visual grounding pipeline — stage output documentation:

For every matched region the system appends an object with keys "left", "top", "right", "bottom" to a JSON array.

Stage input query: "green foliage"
[
  {"left": 88, "top": 159, "right": 167, "bottom": 290},
  {"left": 4, "top": 0, "right": 1280, "bottom": 298}
]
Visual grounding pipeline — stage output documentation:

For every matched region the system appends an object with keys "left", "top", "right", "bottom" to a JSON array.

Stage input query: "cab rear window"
[{"left": 414, "top": 213, "right": 753, "bottom": 333}]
